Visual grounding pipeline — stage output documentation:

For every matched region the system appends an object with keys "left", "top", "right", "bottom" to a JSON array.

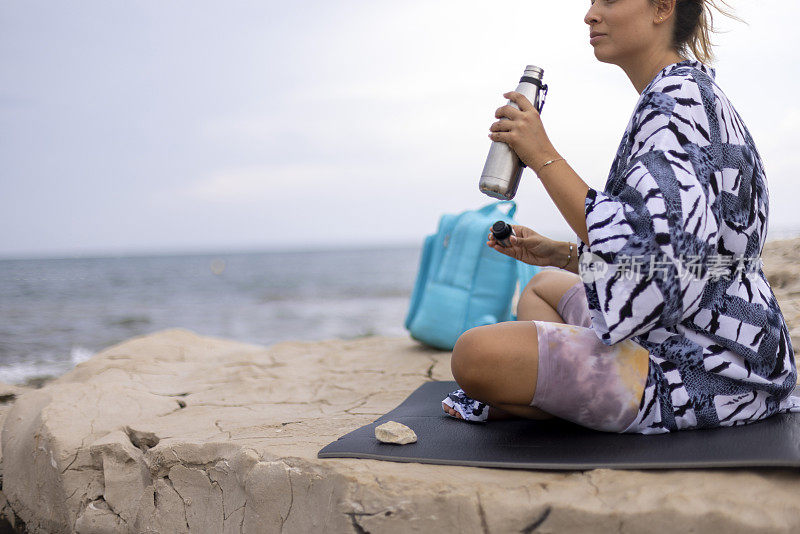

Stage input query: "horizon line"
[{"left": 0, "top": 240, "right": 425, "bottom": 262}]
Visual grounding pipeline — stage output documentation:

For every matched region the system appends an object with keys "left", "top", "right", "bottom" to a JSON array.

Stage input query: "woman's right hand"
[{"left": 487, "top": 225, "right": 558, "bottom": 267}]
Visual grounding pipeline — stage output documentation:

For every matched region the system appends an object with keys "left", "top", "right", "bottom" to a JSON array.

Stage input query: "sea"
[{"left": 0, "top": 246, "right": 422, "bottom": 386}]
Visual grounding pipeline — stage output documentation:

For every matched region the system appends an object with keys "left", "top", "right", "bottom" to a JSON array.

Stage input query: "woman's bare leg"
[
  {"left": 449, "top": 321, "right": 548, "bottom": 419},
  {"left": 516, "top": 269, "right": 582, "bottom": 322},
  {"left": 444, "top": 269, "right": 584, "bottom": 421}
]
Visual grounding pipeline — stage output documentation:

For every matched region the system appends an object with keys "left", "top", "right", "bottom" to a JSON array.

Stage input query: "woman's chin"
[{"left": 591, "top": 47, "right": 617, "bottom": 65}]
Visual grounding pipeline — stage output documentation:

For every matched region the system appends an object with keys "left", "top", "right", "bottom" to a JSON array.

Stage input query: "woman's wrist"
[
  {"left": 532, "top": 149, "right": 562, "bottom": 176},
  {"left": 551, "top": 240, "right": 575, "bottom": 270},
  {"left": 535, "top": 156, "right": 566, "bottom": 176}
]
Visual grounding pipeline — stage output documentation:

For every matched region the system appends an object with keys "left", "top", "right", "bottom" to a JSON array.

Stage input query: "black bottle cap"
[{"left": 492, "top": 220, "right": 512, "bottom": 240}]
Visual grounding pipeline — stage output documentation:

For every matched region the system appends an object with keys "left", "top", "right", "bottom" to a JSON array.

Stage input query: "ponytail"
[{"left": 658, "top": 0, "right": 743, "bottom": 64}]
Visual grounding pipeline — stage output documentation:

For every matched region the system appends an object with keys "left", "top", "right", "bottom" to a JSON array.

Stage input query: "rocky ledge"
[{"left": 0, "top": 237, "right": 799, "bottom": 533}]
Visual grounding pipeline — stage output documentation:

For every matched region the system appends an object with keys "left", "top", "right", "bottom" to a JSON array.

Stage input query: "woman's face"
[{"left": 584, "top": 0, "right": 662, "bottom": 66}]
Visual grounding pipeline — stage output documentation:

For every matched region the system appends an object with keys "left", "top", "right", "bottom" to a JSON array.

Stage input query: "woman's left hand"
[{"left": 489, "top": 91, "right": 560, "bottom": 172}]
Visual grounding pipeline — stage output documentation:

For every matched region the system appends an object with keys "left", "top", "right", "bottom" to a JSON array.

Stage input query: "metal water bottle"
[{"left": 479, "top": 65, "right": 548, "bottom": 200}]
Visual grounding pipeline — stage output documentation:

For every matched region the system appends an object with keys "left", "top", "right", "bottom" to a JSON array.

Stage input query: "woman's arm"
[
  {"left": 533, "top": 158, "right": 591, "bottom": 247},
  {"left": 488, "top": 225, "right": 579, "bottom": 271},
  {"left": 558, "top": 241, "right": 580, "bottom": 274},
  {"left": 492, "top": 79, "right": 721, "bottom": 345},
  {"left": 549, "top": 241, "right": 578, "bottom": 274},
  {"left": 487, "top": 91, "right": 591, "bottom": 246}
]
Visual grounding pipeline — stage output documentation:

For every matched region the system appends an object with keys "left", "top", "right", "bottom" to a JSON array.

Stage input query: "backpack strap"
[
  {"left": 478, "top": 200, "right": 516, "bottom": 218},
  {"left": 507, "top": 261, "right": 542, "bottom": 321},
  {"left": 516, "top": 261, "right": 540, "bottom": 290}
]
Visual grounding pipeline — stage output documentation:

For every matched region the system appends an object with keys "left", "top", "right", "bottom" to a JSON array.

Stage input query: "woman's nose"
[{"left": 584, "top": 5, "right": 600, "bottom": 25}]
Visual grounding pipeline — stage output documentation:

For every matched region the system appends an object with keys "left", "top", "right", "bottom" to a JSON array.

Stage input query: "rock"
[
  {"left": 765, "top": 268, "right": 796, "bottom": 289},
  {"left": 0, "top": 490, "right": 24, "bottom": 532},
  {"left": 0, "top": 381, "right": 36, "bottom": 531},
  {"left": 0, "top": 382, "right": 34, "bottom": 425},
  {"left": 764, "top": 238, "right": 800, "bottom": 353},
  {"left": 0, "top": 329, "right": 456, "bottom": 534},
  {"left": 0, "top": 237, "right": 798, "bottom": 533},
  {"left": 0, "top": 381, "right": 35, "bottom": 468},
  {"left": 0, "top": 382, "right": 29, "bottom": 402},
  {"left": 375, "top": 421, "right": 417, "bottom": 444}
]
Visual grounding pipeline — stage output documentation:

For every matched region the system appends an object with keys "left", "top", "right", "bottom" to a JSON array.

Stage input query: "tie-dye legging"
[{"left": 530, "top": 279, "right": 650, "bottom": 433}]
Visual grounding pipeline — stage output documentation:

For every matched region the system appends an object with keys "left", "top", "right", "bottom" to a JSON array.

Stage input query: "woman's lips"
[{"left": 590, "top": 34, "right": 607, "bottom": 45}]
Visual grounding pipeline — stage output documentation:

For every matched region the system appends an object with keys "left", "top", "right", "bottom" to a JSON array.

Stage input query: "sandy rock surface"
[
  {"left": 0, "top": 381, "right": 34, "bottom": 532},
  {"left": 763, "top": 237, "right": 800, "bottom": 350},
  {"left": 0, "top": 382, "right": 31, "bottom": 453},
  {"left": 0, "top": 237, "right": 798, "bottom": 533}
]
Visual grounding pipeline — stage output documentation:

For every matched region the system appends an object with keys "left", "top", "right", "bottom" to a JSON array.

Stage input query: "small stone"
[{"left": 375, "top": 421, "right": 417, "bottom": 444}]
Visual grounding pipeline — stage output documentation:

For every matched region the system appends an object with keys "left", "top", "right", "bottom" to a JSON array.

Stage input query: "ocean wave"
[
  {"left": 107, "top": 315, "right": 152, "bottom": 328},
  {"left": 70, "top": 345, "right": 95, "bottom": 365},
  {"left": 0, "top": 247, "right": 420, "bottom": 385},
  {"left": 0, "top": 345, "right": 95, "bottom": 386}
]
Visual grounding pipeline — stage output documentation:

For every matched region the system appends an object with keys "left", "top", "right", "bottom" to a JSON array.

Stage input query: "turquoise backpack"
[{"left": 404, "top": 200, "right": 541, "bottom": 350}]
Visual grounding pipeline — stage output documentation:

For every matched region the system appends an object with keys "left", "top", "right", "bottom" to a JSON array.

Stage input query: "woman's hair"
[{"left": 654, "top": 0, "right": 742, "bottom": 64}]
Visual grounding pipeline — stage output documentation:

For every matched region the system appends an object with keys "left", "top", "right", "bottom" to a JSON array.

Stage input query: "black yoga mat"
[{"left": 317, "top": 380, "right": 800, "bottom": 470}]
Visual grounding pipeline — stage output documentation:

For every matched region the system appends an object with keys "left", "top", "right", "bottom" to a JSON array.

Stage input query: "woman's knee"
[
  {"left": 451, "top": 326, "right": 497, "bottom": 391},
  {"left": 521, "top": 269, "right": 581, "bottom": 309},
  {"left": 451, "top": 321, "right": 542, "bottom": 405}
]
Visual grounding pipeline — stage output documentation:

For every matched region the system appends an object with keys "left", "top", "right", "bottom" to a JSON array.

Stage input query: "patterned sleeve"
[{"left": 578, "top": 74, "right": 721, "bottom": 345}]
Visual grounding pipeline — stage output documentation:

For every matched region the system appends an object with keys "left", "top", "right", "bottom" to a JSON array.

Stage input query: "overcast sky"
[{"left": 1, "top": 1, "right": 798, "bottom": 258}]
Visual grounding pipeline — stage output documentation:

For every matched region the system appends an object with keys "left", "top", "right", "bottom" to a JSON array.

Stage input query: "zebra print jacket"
[{"left": 577, "top": 59, "right": 800, "bottom": 433}]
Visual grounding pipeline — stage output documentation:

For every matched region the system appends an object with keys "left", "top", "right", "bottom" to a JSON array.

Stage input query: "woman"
[{"left": 441, "top": 0, "right": 800, "bottom": 434}]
